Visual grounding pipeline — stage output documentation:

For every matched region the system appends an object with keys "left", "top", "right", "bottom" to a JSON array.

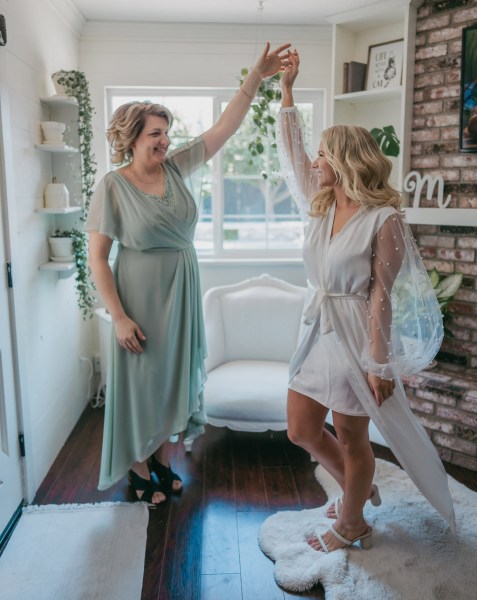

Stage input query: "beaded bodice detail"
[{"left": 145, "top": 172, "right": 176, "bottom": 215}]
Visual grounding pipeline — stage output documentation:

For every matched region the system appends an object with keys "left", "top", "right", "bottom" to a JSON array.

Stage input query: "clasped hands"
[{"left": 253, "top": 42, "right": 292, "bottom": 79}]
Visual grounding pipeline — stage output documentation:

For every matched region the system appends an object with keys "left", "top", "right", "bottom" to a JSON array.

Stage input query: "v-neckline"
[{"left": 328, "top": 201, "right": 362, "bottom": 242}]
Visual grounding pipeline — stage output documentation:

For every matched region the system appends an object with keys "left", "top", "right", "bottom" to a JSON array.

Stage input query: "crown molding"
[
  {"left": 47, "top": 0, "right": 85, "bottom": 38},
  {"left": 80, "top": 21, "right": 331, "bottom": 46}
]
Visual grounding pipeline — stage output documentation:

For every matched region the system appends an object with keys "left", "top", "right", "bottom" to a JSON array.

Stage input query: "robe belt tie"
[{"left": 302, "top": 289, "right": 365, "bottom": 334}]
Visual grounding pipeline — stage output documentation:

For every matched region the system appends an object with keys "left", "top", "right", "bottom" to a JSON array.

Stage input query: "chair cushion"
[{"left": 205, "top": 360, "right": 289, "bottom": 430}]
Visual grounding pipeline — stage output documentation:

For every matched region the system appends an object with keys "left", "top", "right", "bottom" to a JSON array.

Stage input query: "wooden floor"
[{"left": 33, "top": 405, "right": 477, "bottom": 600}]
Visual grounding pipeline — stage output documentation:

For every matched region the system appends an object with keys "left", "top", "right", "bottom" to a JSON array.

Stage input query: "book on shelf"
[
  {"left": 343, "top": 62, "right": 349, "bottom": 93},
  {"left": 347, "top": 61, "right": 366, "bottom": 93}
]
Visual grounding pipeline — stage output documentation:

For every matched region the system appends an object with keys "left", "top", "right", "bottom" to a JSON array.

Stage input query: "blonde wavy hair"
[
  {"left": 310, "top": 125, "right": 401, "bottom": 217},
  {"left": 107, "top": 101, "right": 173, "bottom": 165}
]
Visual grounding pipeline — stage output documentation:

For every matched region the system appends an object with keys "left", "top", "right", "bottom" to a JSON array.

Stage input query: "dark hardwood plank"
[
  {"left": 157, "top": 446, "right": 204, "bottom": 600},
  {"left": 232, "top": 432, "right": 269, "bottom": 511},
  {"left": 32, "top": 407, "right": 477, "bottom": 600},
  {"left": 201, "top": 574, "right": 242, "bottom": 600},
  {"left": 202, "top": 502, "right": 240, "bottom": 576},
  {"left": 237, "top": 511, "right": 284, "bottom": 600},
  {"left": 263, "top": 466, "right": 301, "bottom": 510}
]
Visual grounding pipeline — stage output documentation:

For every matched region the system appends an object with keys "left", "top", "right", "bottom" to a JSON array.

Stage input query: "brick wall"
[
  {"left": 412, "top": 0, "right": 477, "bottom": 369},
  {"left": 404, "top": 0, "right": 477, "bottom": 471}
]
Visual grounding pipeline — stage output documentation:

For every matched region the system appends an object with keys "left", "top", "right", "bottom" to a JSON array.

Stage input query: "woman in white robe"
[{"left": 278, "top": 50, "right": 455, "bottom": 553}]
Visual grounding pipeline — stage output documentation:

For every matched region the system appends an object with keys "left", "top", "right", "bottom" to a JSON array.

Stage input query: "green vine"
[
  {"left": 52, "top": 229, "right": 96, "bottom": 319},
  {"left": 239, "top": 69, "right": 282, "bottom": 179},
  {"left": 52, "top": 70, "right": 97, "bottom": 217},
  {"left": 52, "top": 70, "right": 97, "bottom": 318}
]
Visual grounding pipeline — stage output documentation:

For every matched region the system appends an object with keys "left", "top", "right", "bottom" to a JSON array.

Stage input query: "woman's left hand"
[
  {"left": 253, "top": 42, "right": 292, "bottom": 79},
  {"left": 367, "top": 373, "right": 395, "bottom": 407}
]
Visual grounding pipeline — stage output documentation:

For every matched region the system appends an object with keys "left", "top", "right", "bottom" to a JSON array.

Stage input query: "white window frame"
[{"left": 105, "top": 87, "right": 324, "bottom": 259}]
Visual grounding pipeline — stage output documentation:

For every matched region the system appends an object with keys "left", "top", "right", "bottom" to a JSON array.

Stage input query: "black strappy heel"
[
  {"left": 128, "top": 469, "right": 168, "bottom": 506},
  {"left": 148, "top": 455, "right": 183, "bottom": 494}
]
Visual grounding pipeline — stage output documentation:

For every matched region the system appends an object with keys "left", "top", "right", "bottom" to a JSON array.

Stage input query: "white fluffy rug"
[
  {"left": 0, "top": 502, "right": 148, "bottom": 600},
  {"left": 259, "top": 458, "right": 477, "bottom": 599}
]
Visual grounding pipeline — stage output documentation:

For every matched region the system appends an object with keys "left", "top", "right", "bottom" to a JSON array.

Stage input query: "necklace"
[{"left": 128, "top": 162, "right": 164, "bottom": 185}]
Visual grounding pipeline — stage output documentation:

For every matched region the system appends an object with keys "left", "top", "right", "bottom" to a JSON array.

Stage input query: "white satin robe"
[{"left": 277, "top": 107, "right": 455, "bottom": 530}]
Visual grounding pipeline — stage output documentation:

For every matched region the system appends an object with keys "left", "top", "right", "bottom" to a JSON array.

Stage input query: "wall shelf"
[
  {"left": 404, "top": 208, "right": 477, "bottom": 226},
  {"left": 334, "top": 87, "right": 402, "bottom": 104},
  {"left": 35, "top": 144, "right": 78, "bottom": 153},
  {"left": 40, "top": 95, "right": 78, "bottom": 107},
  {"left": 35, "top": 207, "right": 81, "bottom": 215},
  {"left": 38, "top": 261, "right": 76, "bottom": 279}
]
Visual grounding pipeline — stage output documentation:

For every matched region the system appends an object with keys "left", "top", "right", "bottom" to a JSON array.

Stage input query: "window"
[{"left": 107, "top": 88, "right": 323, "bottom": 258}]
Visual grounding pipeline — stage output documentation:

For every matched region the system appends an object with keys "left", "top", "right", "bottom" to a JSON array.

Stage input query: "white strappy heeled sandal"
[
  {"left": 315, "top": 524, "right": 373, "bottom": 553},
  {"left": 325, "top": 484, "right": 382, "bottom": 518}
]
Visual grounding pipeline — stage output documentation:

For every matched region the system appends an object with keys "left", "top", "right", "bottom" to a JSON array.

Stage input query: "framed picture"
[
  {"left": 460, "top": 24, "right": 477, "bottom": 152},
  {"left": 365, "top": 39, "right": 404, "bottom": 91}
]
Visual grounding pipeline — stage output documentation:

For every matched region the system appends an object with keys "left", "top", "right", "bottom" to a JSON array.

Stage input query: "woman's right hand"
[
  {"left": 281, "top": 49, "right": 300, "bottom": 91},
  {"left": 114, "top": 315, "right": 146, "bottom": 354}
]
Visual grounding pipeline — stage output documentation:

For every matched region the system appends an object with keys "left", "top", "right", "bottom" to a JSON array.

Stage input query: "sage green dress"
[{"left": 86, "top": 137, "right": 207, "bottom": 490}]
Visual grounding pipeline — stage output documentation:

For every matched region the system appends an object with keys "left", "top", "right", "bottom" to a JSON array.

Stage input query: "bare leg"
[
  {"left": 287, "top": 389, "right": 345, "bottom": 490},
  {"left": 153, "top": 440, "right": 182, "bottom": 492},
  {"left": 309, "top": 412, "right": 373, "bottom": 552}
]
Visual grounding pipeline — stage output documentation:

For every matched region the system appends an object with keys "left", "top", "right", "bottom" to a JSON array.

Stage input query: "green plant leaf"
[
  {"left": 370, "top": 125, "right": 400, "bottom": 157},
  {"left": 434, "top": 273, "right": 463, "bottom": 299},
  {"left": 428, "top": 268, "right": 440, "bottom": 288}
]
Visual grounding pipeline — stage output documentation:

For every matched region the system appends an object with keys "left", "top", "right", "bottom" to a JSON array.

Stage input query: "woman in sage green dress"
[{"left": 87, "top": 42, "right": 291, "bottom": 505}]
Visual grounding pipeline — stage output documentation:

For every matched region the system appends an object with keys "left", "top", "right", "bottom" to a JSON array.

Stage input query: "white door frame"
[{"left": 0, "top": 66, "right": 34, "bottom": 506}]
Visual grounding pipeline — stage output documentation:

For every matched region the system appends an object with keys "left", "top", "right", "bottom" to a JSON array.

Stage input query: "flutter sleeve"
[
  {"left": 276, "top": 107, "right": 320, "bottom": 223},
  {"left": 84, "top": 174, "right": 120, "bottom": 240},
  {"left": 362, "top": 212, "right": 443, "bottom": 379},
  {"left": 168, "top": 135, "right": 206, "bottom": 204}
]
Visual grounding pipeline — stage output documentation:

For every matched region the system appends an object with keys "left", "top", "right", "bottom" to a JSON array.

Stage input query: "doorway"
[{"left": 0, "top": 57, "right": 24, "bottom": 543}]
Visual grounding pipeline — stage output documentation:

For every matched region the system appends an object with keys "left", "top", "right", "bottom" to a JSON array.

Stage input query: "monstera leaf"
[{"left": 370, "top": 125, "right": 400, "bottom": 157}]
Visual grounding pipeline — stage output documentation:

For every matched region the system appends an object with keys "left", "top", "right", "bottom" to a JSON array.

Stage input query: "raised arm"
[
  {"left": 276, "top": 50, "right": 319, "bottom": 219},
  {"left": 202, "top": 42, "right": 291, "bottom": 160}
]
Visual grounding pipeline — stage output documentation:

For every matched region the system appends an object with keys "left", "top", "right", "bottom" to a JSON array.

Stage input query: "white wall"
[
  {"left": 0, "top": 9, "right": 332, "bottom": 500},
  {"left": 0, "top": 0, "right": 94, "bottom": 500},
  {"left": 79, "top": 21, "right": 332, "bottom": 291}
]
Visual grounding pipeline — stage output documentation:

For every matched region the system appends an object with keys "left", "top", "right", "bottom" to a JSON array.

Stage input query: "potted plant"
[
  {"left": 427, "top": 268, "right": 463, "bottom": 338},
  {"left": 50, "top": 229, "right": 96, "bottom": 319}
]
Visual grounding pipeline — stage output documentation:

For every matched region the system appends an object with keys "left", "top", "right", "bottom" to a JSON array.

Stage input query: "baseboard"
[{"left": 0, "top": 502, "right": 23, "bottom": 556}]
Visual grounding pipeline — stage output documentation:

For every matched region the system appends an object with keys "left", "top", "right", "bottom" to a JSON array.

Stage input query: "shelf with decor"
[
  {"left": 35, "top": 143, "right": 78, "bottom": 153},
  {"left": 327, "top": 0, "right": 424, "bottom": 194},
  {"left": 334, "top": 87, "right": 402, "bottom": 104},
  {"left": 37, "top": 94, "right": 83, "bottom": 280}
]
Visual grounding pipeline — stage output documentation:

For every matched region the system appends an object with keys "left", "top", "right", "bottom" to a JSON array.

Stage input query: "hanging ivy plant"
[
  {"left": 239, "top": 69, "right": 282, "bottom": 179},
  {"left": 51, "top": 69, "right": 97, "bottom": 318},
  {"left": 52, "top": 70, "right": 97, "bottom": 217},
  {"left": 51, "top": 229, "right": 96, "bottom": 319}
]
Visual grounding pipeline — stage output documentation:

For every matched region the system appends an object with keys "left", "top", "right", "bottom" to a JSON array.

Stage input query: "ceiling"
[{"left": 70, "top": 0, "right": 383, "bottom": 26}]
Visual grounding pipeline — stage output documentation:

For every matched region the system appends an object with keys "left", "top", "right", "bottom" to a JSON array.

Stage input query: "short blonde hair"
[
  {"left": 107, "top": 101, "right": 173, "bottom": 165},
  {"left": 310, "top": 125, "right": 401, "bottom": 217}
]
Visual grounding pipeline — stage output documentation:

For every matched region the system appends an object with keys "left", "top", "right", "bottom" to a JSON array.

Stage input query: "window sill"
[{"left": 198, "top": 256, "right": 303, "bottom": 267}]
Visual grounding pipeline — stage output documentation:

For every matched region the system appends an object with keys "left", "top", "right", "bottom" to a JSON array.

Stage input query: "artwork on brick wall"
[{"left": 460, "top": 23, "right": 477, "bottom": 152}]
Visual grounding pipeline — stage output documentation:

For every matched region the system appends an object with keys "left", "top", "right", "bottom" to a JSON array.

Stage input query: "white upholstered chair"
[{"left": 202, "top": 274, "right": 307, "bottom": 433}]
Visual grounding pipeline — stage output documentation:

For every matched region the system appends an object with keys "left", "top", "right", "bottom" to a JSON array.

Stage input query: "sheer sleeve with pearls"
[
  {"left": 362, "top": 212, "right": 443, "bottom": 379},
  {"left": 276, "top": 107, "right": 320, "bottom": 223}
]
